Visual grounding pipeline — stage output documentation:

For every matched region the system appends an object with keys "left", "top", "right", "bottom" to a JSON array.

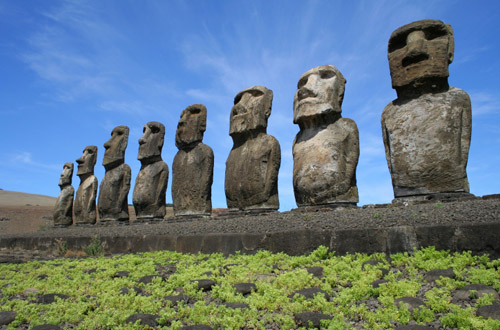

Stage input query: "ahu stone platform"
[{"left": 1, "top": 196, "right": 499, "bottom": 258}]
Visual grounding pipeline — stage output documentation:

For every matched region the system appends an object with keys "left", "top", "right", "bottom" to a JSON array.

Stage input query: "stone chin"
[
  {"left": 229, "top": 115, "right": 252, "bottom": 136},
  {"left": 390, "top": 60, "right": 450, "bottom": 89},
  {"left": 293, "top": 101, "right": 340, "bottom": 124},
  {"left": 102, "top": 156, "right": 123, "bottom": 168},
  {"left": 137, "top": 148, "right": 160, "bottom": 161},
  {"left": 175, "top": 132, "right": 202, "bottom": 149},
  {"left": 58, "top": 177, "right": 71, "bottom": 187},
  {"left": 76, "top": 165, "right": 92, "bottom": 177}
]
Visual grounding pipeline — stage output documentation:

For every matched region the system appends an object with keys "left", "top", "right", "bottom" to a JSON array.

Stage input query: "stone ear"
[{"left": 446, "top": 24, "right": 454, "bottom": 64}]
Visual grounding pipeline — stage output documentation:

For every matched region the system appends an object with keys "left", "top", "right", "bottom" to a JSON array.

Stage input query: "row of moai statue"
[{"left": 54, "top": 19, "right": 472, "bottom": 226}]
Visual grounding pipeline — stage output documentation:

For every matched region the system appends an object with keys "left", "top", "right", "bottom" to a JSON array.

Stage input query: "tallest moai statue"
[{"left": 382, "top": 19, "right": 472, "bottom": 201}]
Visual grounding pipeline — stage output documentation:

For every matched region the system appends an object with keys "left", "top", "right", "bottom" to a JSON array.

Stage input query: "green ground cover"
[{"left": 1, "top": 246, "right": 500, "bottom": 329}]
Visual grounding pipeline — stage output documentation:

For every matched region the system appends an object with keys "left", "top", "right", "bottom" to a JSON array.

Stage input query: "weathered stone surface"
[
  {"left": 477, "top": 303, "right": 500, "bottom": 320},
  {"left": 306, "top": 266, "right": 324, "bottom": 277},
  {"left": 424, "top": 268, "right": 455, "bottom": 282},
  {"left": 382, "top": 19, "right": 472, "bottom": 200},
  {"left": 294, "top": 311, "right": 332, "bottom": 328},
  {"left": 290, "top": 287, "right": 330, "bottom": 300},
  {"left": 172, "top": 104, "right": 214, "bottom": 217},
  {"left": 53, "top": 162, "right": 74, "bottom": 226},
  {"left": 225, "top": 86, "right": 280, "bottom": 211},
  {"left": 31, "top": 325, "right": 62, "bottom": 330},
  {"left": 454, "top": 284, "right": 500, "bottom": 300},
  {"left": 74, "top": 146, "right": 98, "bottom": 225},
  {"left": 223, "top": 302, "right": 249, "bottom": 309},
  {"left": 0, "top": 311, "right": 16, "bottom": 326},
  {"left": 133, "top": 122, "right": 169, "bottom": 221},
  {"left": 293, "top": 65, "right": 359, "bottom": 207},
  {"left": 395, "top": 297, "right": 425, "bottom": 312},
  {"left": 98, "top": 126, "right": 131, "bottom": 223},
  {"left": 125, "top": 313, "right": 159, "bottom": 327},
  {"left": 164, "top": 294, "right": 189, "bottom": 305},
  {"left": 194, "top": 279, "right": 216, "bottom": 291},
  {"left": 233, "top": 282, "right": 256, "bottom": 295},
  {"left": 138, "top": 275, "right": 165, "bottom": 284},
  {"left": 36, "top": 293, "right": 70, "bottom": 304}
]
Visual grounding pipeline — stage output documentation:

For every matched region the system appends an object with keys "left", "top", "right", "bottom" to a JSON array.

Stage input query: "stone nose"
[
  {"left": 297, "top": 87, "right": 316, "bottom": 101},
  {"left": 403, "top": 31, "right": 429, "bottom": 67}
]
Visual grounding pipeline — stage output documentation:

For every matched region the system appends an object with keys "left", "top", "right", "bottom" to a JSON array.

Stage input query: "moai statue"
[
  {"left": 292, "top": 65, "right": 359, "bottom": 207},
  {"left": 132, "top": 122, "right": 169, "bottom": 221},
  {"left": 225, "top": 86, "right": 281, "bottom": 212},
  {"left": 172, "top": 104, "right": 214, "bottom": 217},
  {"left": 98, "top": 126, "right": 131, "bottom": 223},
  {"left": 381, "top": 19, "right": 472, "bottom": 201},
  {"left": 53, "top": 162, "right": 74, "bottom": 227},
  {"left": 74, "top": 146, "right": 98, "bottom": 225}
]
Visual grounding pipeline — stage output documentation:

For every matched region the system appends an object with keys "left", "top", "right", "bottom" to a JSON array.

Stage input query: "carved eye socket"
[
  {"left": 248, "top": 90, "right": 264, "bottom": 97},
  {"left": 388, "top": 35, "right": 406, "bottom": 52},
  {"left": 117, "top": 131, "right": 123, "bottom": 135},
  {"left": 150, "top": 126, "right": 160, "bottom": 134},
  {"left": 319, "top": 70, "right": 335, "bottom": 79},
  {"left": 190, "top": 108, "right": 201, "bottom": 115},
  {"left": 297, "top": 76, "right": 308, "bottom": 89},
  {"left": 87, "top": 149, "right": 94, "bottom": 154},
  {"left": 425, "top": 26, "right": 447, "bottom": 40}
]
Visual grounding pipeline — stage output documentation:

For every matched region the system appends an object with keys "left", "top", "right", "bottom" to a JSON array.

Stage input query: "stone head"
[
  {"left": 229, "top": 85, "right": 273, "bottom": 136},
  {"left": 138, "top": 121, "right": 165, "bottom": 161},
  {"left": 388, "top": 19, "right": 454, "bottom": 89},
  {"left": 76, "top": 145, "right": 97, "bottom": 177},
  {"left": 293, "top": 65, "right": 346, "bottom": 125},
  {"left": 103, "top": 125, "right": 129, "bottom": 168},
  {"left": 175, "top": 104, "right": 207, "bottom": 149},
  {"left": 58, "top": 162, "right": 74, "bottom": 187}
]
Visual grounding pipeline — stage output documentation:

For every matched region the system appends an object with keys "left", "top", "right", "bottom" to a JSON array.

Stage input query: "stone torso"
[
  {"left": 53, "top": 185, "right": 74, "bottom": 226},
  {"left": 293, "top": 118, "right": 359, "bottom": 206},
  {"left": 74, "top": 175, "right": 98, "bottom": 224},
  {"left": 172, "top": 143, "right": 214, "bottom": 216},
  {"left": 98, "top": 163, "right": 131, "bottom": 222},
  {"left": 225, "top": 134, "right": 280, "bottom": 210},
  {"left": 132, "top": 160, "right": 169, "bottom": 219},
  {"left": 381, "top": 87, "right": 471, "bottom": 197}
]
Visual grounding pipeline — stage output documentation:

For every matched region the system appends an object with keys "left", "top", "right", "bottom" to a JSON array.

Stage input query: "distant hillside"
[{"left": 0, "top": 190, "right": 57, "bottom": 207}]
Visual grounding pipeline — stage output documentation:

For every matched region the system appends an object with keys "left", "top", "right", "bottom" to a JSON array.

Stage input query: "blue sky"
[{"left": 1, "top": 0, "right": 499, "bottom": 212}]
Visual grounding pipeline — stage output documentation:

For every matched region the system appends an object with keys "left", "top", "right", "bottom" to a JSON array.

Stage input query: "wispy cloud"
[
  {"left": 470, "top": 92, "right": 500, "bottom": 116},
  {"left": 2, "top": 152, "right": 60, "bottom": 171}
]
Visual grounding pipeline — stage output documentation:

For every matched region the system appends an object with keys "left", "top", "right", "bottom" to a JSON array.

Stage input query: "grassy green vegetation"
[{"left": 1, "top": 246, "right": 500, "bottom": 329}]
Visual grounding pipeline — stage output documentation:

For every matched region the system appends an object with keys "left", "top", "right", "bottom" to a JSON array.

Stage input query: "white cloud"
[{"left": 4, "top": 152, "right": 59, "bottom": 171}]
